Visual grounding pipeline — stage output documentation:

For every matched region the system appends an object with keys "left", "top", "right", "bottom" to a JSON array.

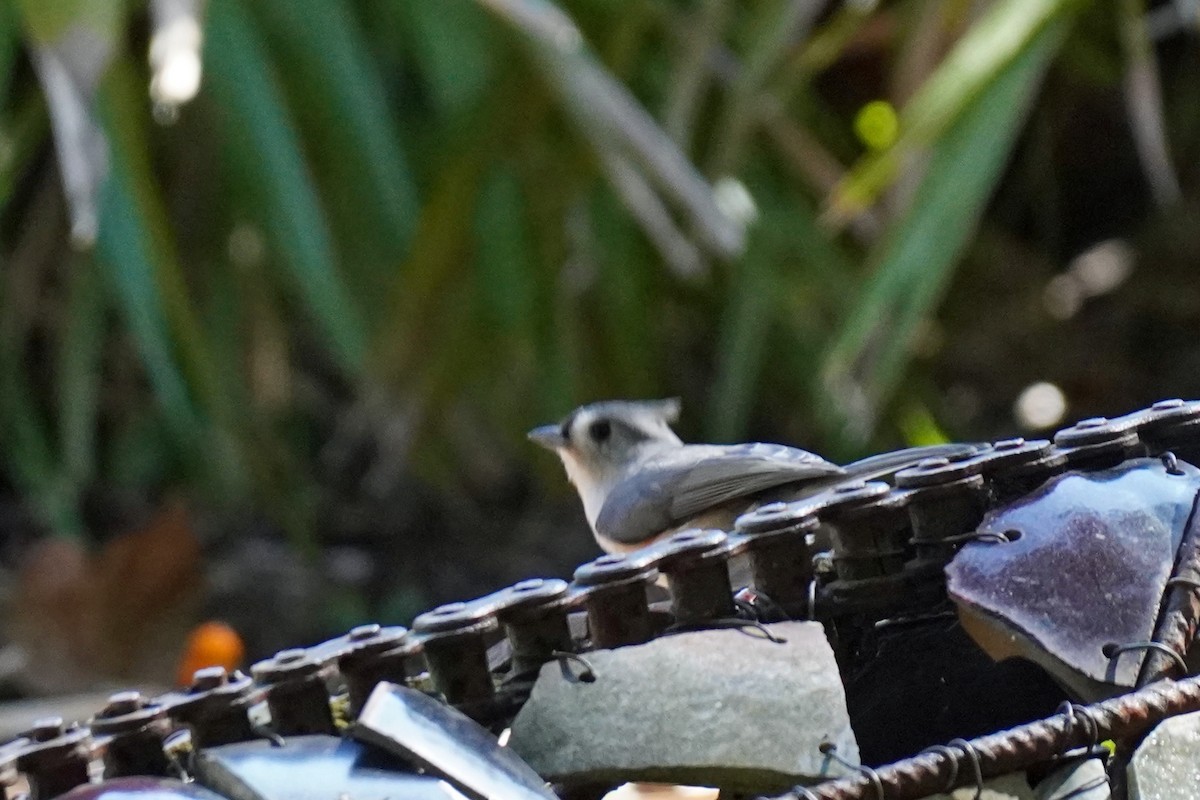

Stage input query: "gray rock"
[
  {"left": 916, "top": 772, "right": 1034, "bottom": 799},
  {"left": 506, "top": 622, "right": 855, "bottom": 793},
  {"left": 1035, "top": 759, "right": 1109, "bottom": 800},
  {"left": 1128, "top": 710, "right": 1200, "bottom": 800}
]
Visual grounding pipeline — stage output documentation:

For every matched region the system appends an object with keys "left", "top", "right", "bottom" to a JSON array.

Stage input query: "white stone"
[{"left": 1128, "top": 711, "right": 1200, "bottom": 800}]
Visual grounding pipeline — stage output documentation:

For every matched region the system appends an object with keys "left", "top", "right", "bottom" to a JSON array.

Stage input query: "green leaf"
[
  {"left": 706, "top": 233, "right": 775, "bottom": 442},
  {"left": 57, "top": 251, "right": 105, "bottom": 486},
  {"left": 0, "top": 243, "right": 83, "bottom": 539},
  {"left": 0, "top": 0, "right": 22, "bottom": 102},
  {"left": 396, "top": 0, "right": 495, "bottom": 118},
  {"left": 708, "top": 172, "right": 853, "bottom": 441},
  {"left": 96, "top": 99, "right": 205, "bottom": 447},
  {"left": 205, "top": 0, "right": 367, "bottom": 373},
  {"left": 591, "top": 186, "right": 657, "bottom": 401},
  {"left": 818, "top": 15, "right": 1073, "bottom": 445},
  {"left": 370, "top": 77, "right": 527, "bottom": 386},
  {"left": 0, "top": 93, "right": 50, "bottom": 212},
  {"left": 249, "top": 0, "right": 420, "bottom": 290},
  {"left": 831, "top": 0, "right": 1082, "bottom": 217},
  {"left": 472, "top": 166, "right": 536, "bottom": 334},
  {"left": 96, "top": 58, "right": 252, "bottom": 493},
  {"left": 0, "top": 358, "right": 85, "bottom": 539}
]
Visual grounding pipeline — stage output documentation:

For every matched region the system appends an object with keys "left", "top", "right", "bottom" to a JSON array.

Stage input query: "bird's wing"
[
  {"left": 842, "top": 442, "right": 982, "bottom": 480},
  {"left": 595, "top": 443, "right": 843, "bottom": 546}
]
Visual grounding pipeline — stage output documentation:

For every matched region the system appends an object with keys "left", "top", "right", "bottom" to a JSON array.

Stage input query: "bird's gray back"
[{"left": 594, "top": 442, "right": 843, "bottom": 546}]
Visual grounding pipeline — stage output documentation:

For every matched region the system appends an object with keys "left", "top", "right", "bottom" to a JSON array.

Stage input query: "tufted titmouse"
[{"left": 529, "top": 398, "right": 972, "bottom": 555}]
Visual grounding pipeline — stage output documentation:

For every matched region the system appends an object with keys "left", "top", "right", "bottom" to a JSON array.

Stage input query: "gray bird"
[{"left": 529, "top": 398, "right": 971, "bottom": 554}]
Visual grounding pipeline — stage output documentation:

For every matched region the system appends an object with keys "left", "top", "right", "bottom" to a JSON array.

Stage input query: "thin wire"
[
  {"left": 1166, "top": 575, "right": 1200, "bottom": 590},
  {"left": 251, "top": 723, "right": 286, "bottom": 748},
  {"left": 665, "top": 617, "right": 787, "bottom": 643},
  {"left": 948, "top": 738, "right": 984, "bottom": 800},
  {"left": 919, "top": 744, "right": 960, "bottom": 791},
  {"left": 1162, "top": 451, "right": 1184, "bottom": 475},
  {"left": 1056, "top": 701, "right": 1100, "bottom": 753},
  {"left": 741, "top": 588, "right": 792, "bottom": 622},
  {"left": 1105, "top": 641, "right": 1188, "bottom": 677},
  {"left": 820, "top": 742, "right": 884, "bottom": 800},
  {"left": 931, "top": 531, "right": 1011, "bottom": 546},
  {"left": 551, "top": 651, "right": 597, "bottom": 683},
  {"left": 1053, "top": 774, "right": 1111, "bottom": 799}
]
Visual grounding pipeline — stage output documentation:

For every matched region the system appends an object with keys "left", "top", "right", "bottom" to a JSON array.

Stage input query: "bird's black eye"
[{"left": 589, "top": 420, "right": 611, "bottom": 443}]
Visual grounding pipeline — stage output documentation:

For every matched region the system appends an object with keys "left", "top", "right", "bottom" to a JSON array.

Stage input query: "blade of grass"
[
  {"left": 372, "top": 144, "right": 489, "bottom": 386},
  {"left": 706, "top": 232, "right": 775, "bottom": 442},
  {"left": 396, "top": 0, "right": 496, "bottom": 119},
  {"left": 371, "top": 74, "right": 529, "bottom": 387},
  {"left": 597, "top": 146, "right": 704, "bottom": 277},
  {"left": 472, "top": 165, "right": 536, "bottom": 336},
  {"left": 469, "top": 164, "right": 547, "bottom": 435},
  {"left": 0, "top": 96, "right": 50, "bottom": 215},
  {"left": 818, "top": 15, "right": 1073, "bottom": 446},
  {"left": 828, "top": 0, "right": 1083, "bottom": 222},
  {"left": 591, "top": 185, "right": 658, "bottom": 401},
  {"left": 96, "top": 59, "right": 254, "bottom": 491},
  {"left": 0, "top": 341, "right": 85, "bottom": 539},
  {"left": 0, "top": 130, "right": 87, "bottom": 539},
  {"left": 0, "top": 182, "right": 85, "bottom": 540},
  {"left": 707, "top": 172, "right": 854, "bottom": 441},
  {"left": 205, "top": 0, "right": 367, "bottom": 373},
  {"left": 57, "top": 250, "right": 105, "bottom": 486},
  {"left": 0, "top": 0, "right": 20, "bottom": 103},
  {"left": 250, "top": 0, "right": 421, "bottom": 287},
  {"left": 661, "top": 0, "right": 730, "bottom": 149},
  {"left": 95, "top": 106, "right": 205, "bottom": 445},
  {"left": 101, "top": 59, "right": 238, "bottom": 435}
]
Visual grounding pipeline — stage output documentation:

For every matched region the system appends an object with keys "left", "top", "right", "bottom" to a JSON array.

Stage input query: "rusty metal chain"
[{"left": 4, "top": 399, "right": 1200, "bottom": 800}]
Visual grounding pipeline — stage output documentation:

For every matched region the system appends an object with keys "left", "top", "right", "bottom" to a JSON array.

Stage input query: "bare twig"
[
  {"left": 662, "top": 0, "right": 730, "bottom": 150},
  {"left": 476, "top": 0, "right": 746, "bottom": 266},
  {"left": 1120, "top": 0, "right": 1181, "bottom": 207},
  {"left": 654, "top": 8, "right": 873, "bottom": 244},
  {"left": 708, "top": 0, "right": 828, "bottom": 176}
]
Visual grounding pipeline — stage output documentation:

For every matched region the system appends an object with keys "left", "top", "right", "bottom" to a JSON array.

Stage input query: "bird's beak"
[{"left": 527, "top": 424, "right": 567, "bottom": 450}]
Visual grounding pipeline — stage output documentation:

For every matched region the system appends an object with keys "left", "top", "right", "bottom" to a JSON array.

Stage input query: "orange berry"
[{"left": 176, "top": 621, "right": 245, "bottom": 686}]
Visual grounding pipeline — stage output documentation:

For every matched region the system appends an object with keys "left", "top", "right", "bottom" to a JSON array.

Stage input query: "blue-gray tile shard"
[{"left": 947, "top": 458, "right": 1200, "bottom": 700}]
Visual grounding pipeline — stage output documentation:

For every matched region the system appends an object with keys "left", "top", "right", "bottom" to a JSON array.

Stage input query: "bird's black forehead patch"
[{"left": 559, "top": 409, "right": 579, "bottom": 442}]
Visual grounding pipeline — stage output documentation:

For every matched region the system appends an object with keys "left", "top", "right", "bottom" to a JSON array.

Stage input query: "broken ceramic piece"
[{"left": 947, "top": 458, "right": 1200, "bottom": 699}]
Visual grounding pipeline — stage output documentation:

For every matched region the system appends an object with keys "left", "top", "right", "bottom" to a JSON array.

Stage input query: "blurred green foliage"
[{"left": 0, "top": 0, "right": 1194, "bottom": 552}]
